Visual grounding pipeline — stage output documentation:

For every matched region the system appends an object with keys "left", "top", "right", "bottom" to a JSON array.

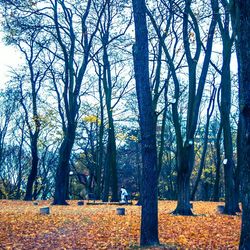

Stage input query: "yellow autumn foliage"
[{"left": 83, "top": 115, "right": 101, "bottom": 125}]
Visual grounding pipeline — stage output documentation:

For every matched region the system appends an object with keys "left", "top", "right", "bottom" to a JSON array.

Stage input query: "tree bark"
[
  {"left": 100, "top": 45, "right": 118, "bottom": 202},
  {"left": 219, "top": 11, "right": 237, "bottom": 214},
  {"left": 24, "top": 138, "right": 39, "bottom": 201},
  {"left": 237, "top": 0, "right": 250, "bottom": 248},
  {"left": 132, "top": 0, "right": 159, "bottom": 246},
  {"left": 96, "top": 64, "right": 104, "bottom": 200},
  {"left": 103, "top": 46, "right": 118, "bottom": 202},
  {"left": 16, "top": 122, "right": 25, "bottom": 200},
  {"left": 235, "top": 97, "right": 243, "bottom": 212},
  {"left": 173, "top": 145, "right": 194, "bottom": 215},
  {"left": 191, "top": 87, "right": 216, "bottom": 200},
  {"left": 53, "top": 125, "right": 75, "bottom": 205},
  {"left": 235, "top": 32, "right": 243, "bottom": 213},
  {"left": 213, "top": 122, "right": 222, "bottom": 201}
]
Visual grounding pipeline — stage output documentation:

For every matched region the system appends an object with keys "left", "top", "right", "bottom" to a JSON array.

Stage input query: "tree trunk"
[
  {"left": 235, "top": 116, "right": 242, "bottom": 212},
  {"left": 33, "top": 179, "right": 39, "bottom": 200},
  {"left": 220, "top": 51, "right": 236, "bottom": 215},
  {"left": 109, "top": 126, "right": 118, "bottom": 201},
  {"left": 213, "top": 122, "right": 222, "bottom": 201},
  {"left": 101, "top": 45, "right": 118, "bottom": 202},
  {"left": 96, "top": 133, "right": 103, "bottom": 200},
  {"left": 223, "top": 159, "right": 236, "bottom": 214},
  {"left": 237, "top": 0, "right": 250, "bottom": 247},
  {"left": 132, "top": 0, "right": 159, "bottom": 246},
  {"left": 174, "top": 146, "right": 193, "bottom": 215},
  {"left": 191, "top": 134, "right": 208, "bottom": 201},
  {"left": 191, "top": 87, "right": 216, "bottom": 200},
  {"left": 53, "top": 126, "right": 75, "bottom": 205},
  {"left": 136, "top": 141, "right": 142, "bottom": 205},
  {"left": 176, "top": 171, "right": 192, "bottom": 214},
  {"left": 102, "top": 156, "right": 110, "bottom": 202},
  {"left": 96, "top": 67, "right": 104, "bottom": 200},
  {"left": 16, "top": 123, "right": 25, "bottom": 200},
  {"left": 218, "top": 2, "right": 237, "bottom": 214},
  {"left": 24, "top": 137, "right": 39, "bottom": 201},
  {"left": 157, "top": 78, "right": 169, "bottom": 178},
  {"left": 102, "top": 124, "right": 118, "bottom": 202},
  {"left": 235, "top": 42, "right": 243, "bottom": 213}
]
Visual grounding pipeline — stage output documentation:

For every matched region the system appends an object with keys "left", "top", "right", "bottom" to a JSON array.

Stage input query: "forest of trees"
[{"left": 0, "top": 0, "right": 249, "bottom": 248}]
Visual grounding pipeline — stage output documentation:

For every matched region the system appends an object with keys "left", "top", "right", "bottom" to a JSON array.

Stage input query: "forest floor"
[{"left": 0, "top": 200, "right": 240, "bottom": 249}]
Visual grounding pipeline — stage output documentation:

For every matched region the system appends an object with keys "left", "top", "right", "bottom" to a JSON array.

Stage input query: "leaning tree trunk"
[
  {"left": 53, "top": 125, "right": 75, "bottom": 205},
  {"left": 132, "top": 0, "right": 159, "bottom": 246},
  {"left": 237, "top": 0, "right": 250, "bottom": 248},
  {"left": 191, "top": 87, "right": 216, "bottom": 200}
]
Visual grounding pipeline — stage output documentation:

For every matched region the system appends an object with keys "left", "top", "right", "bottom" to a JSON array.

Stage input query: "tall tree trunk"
[
  {"left": 102, "top": 158, "right": 110, "bottom": 202},
  {"left": 108, "top": 125, "right": 118, "bottom": 201},
  {"left": 220, "top": 50, "right": 236, "bottom": 215},
  {"left": 96, "top": 65, "right": 104, "bottom": 200},
  {"left": 217, "top": 0, "right": 237, "bottom": 214},
  {"left": 52, "top": 0, "right": 104, "bottom": 205},
  {"left": 102, "top": 45, "right": 118, "bottom": 202},
  {"left": 235, "top": 38, "right": 243, "bottom": 213},
  {"left": 102, "top": 124, "right": 117, "bottom": 201},
  {"left": 53, "top": 125, "right": 75, "bottom": 205},
  {"left": 96, "top": 130, "right": 103, "bottom": 200},
  {"left": 237, "top": 0, "right": 250, "bottom": 248},
  {"left": 16, "top": 122, "right": 25, "bottom": 200},
  {"left": 157, "top": 78, "right": 170, "bottom": 178},
  {"left": 191, "top": 139, "right": 208, "bottom": 201},
  {"left": 213, "top": 122, "right": 222, "bottom": 201},
  {"left": 235, "top": 88, "right": 242, "bottom": 213},
  {"left": 24, "top": 137, "right": 39, "bottom": 201},
  {"left": 191, "top": 87, "right": 216, "bottom": 200},
  {"left": 136, "top": 140, "right": 142, "bottom": 205},
  {"left": 33, "top": 178, "right": 39, "bottom": 200},
  {"left": 132, "top": 0, "right": 159, "bottom": 246}
]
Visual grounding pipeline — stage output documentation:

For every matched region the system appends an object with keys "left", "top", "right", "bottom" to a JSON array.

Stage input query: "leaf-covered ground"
[{"left": 0, "top": 200, "right": 240, "bottom": 249}]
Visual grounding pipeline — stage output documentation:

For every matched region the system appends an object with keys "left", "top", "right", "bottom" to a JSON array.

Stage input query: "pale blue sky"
[{"left": 0, "top": 31, "right": 22, "bottom": 90}]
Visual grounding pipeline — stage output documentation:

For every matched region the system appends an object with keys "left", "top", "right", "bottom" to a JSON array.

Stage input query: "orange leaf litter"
[{"left": 0, "top": 200, "right": 240, "bottom": 249}]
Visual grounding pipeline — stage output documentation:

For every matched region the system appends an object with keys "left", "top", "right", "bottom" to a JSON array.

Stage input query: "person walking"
[{"left": 120, "top": 186, "right": 128, "bottom": 204}]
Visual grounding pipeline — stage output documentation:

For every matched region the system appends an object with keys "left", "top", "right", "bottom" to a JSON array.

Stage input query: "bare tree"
[
  {"left": 46, "top": 0, "right": 105, "bottom": 205},
  {"left": 147, "top": 0, "right": 219, "bottom": 215},
  {"left": 217, "top": 0, "right": 238, "bottom": 214}
]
